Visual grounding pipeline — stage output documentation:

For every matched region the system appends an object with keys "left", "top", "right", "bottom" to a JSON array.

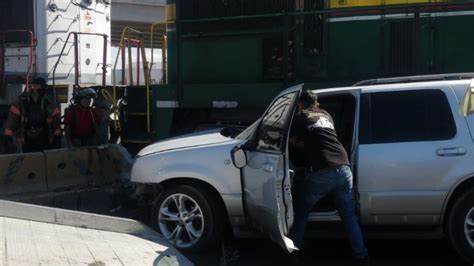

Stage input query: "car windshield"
[{"left": 235, "top": 119, "right": 261, "bottom": 140}]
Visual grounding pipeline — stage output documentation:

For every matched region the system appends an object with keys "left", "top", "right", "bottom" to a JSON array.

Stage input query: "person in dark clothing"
[
  {"left": 0, "top": 135, "right": 17, "bottom": 154},
  {"left": 64, "top": 88, "right": 101, "bottom": 147},
  {"left": 288, "top": 90, "right": 369, "bottom": 265},
  {"left": 3, "top": 77, "right": 61, "bottom": 153}
]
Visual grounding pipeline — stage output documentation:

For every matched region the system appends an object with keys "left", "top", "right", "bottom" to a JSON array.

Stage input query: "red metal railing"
[
  {"left": 119, "top": 38, "right": 143, "bottom": 86},
  {"left": 112, "top": 27, "right": 151, "bottom": 132},
  {"left": 0, "top": 30, "right": 35, "bottom": 96},
  {"left": 52, "top": 32, "right": 108, "bottom": 97},
  {"left": 132, "top": 38, "right": 141, "bottom": 85}
]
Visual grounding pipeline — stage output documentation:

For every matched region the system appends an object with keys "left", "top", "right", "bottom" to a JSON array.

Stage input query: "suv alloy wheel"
[
  {"left": 446, "top": 188, "right": 474, "bottom": 263},
  {"left": 152, "top": 184, "right": 224, "bottom": 251}
]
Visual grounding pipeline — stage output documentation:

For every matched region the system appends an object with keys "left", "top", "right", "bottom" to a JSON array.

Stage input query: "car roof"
[
  {"left": 312, "top": 79, "right": 472, "bottom": 95},
  {"left": 352, "top": 73, "right": 474, "bottom": 86}
]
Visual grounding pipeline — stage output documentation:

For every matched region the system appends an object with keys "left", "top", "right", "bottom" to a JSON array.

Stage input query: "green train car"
[{"left": 122, "top": 0, "right": 474, "bottom": 150}]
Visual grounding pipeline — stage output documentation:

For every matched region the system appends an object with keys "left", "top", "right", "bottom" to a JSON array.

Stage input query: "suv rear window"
[{"left": 359, "top": 89, "right": 456, "bottom": 144}]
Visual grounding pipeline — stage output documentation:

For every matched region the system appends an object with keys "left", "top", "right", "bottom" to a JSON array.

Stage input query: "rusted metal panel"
[{"left": 0, "top": 152, "right": 47, "bottom": 195}]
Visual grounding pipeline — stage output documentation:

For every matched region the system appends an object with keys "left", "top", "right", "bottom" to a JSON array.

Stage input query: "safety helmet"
[{"left": 74, "top": 88, "right": 97, "bottom": 99}]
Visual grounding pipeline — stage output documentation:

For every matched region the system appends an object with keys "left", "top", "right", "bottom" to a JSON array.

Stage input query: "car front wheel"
[
  {"left": 446, "top": 188, "right": 474, "bottom": 263},
  {"left": 152, "top": 184, "right": 224, "bottom": 251}
]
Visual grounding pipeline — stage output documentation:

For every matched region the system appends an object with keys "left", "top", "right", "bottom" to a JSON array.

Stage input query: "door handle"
[
  {"left": 436, "top": 147, "right": 466, "bottom": 157},
  {"left": 263, "top": 164, "right": 274, "bottom": 173}
]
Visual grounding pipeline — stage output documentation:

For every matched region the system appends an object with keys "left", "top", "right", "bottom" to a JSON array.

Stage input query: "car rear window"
[{"left": 359, "top": 89, "right": 456, "bottom": 144}]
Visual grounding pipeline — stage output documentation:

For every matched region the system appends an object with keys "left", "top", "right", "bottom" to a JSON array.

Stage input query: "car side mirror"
[{"left": 231, "top": 147, "right": 247, "bottom": 169}]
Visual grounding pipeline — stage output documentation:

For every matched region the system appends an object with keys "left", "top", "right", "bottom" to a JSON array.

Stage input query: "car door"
[
  {"left": 357, "top": 87, "right": 472, "bottom": 225},
  {"left": 241, "top": 85, "right": 302, "bottom": 252}
]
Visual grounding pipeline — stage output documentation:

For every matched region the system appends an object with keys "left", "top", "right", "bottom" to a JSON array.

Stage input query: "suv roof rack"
[{"left": 352, "top": 73, "right": 474, "bottom": 86}]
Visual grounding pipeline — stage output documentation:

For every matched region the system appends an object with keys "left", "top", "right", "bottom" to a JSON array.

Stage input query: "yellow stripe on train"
[
  {"left": 166, "top": 4, "right": 176, "bottom": 21},
  {"left": 329, "top": 0, "right": 452, "bottom": 9}
]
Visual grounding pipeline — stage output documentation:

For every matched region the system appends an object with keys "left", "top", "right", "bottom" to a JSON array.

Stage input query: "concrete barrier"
[
  {"left": 45, "top": 148, "right": 91, "bottom": 190},
  {"left": 43, "top": 144, "right": 132, "bottom": 191},
  {"left": 0, "top": 152, "right": 47, "bottom": 195},
  {"left": 95, "top": 144, "right": 133, "bottom": 182},
  {"left": 1, "top": 144, "right": 133, "bottom": 195}
]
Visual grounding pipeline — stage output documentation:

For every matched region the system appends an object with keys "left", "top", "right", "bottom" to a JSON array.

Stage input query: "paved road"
[
  {"left": 183, "top": 238, "right": 471, "bottom": 266},
  {"left": 117, "top": 206, "right": 471, "bottom": 266}
]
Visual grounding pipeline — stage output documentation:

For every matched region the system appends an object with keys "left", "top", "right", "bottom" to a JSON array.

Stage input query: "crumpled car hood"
[{"left": 137, "top": 129, "right": 232, "bottom": 157}]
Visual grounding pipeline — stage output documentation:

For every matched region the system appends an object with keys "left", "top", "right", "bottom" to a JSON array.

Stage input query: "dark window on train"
[
  {"left": 359, "top": 90, "right": 456, "bottom": 144},
  {"left": 262, "top": 32, "right": 295, "bottom": 81},
  {"left": 388, "top": 20, "right": 419, "bottom": 76},
  {"left": 303, "top": 0, "right": 325, "bottom": 55},
  {"left": 0, "top": 0, "right": 35, "bottom": 43}
]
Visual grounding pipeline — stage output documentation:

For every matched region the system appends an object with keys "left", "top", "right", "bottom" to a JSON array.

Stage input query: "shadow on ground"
[{"left": 183, "top": 238, "right": 470, "bottom": 266}]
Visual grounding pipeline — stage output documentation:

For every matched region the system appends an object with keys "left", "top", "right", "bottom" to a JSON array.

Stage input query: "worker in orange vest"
[{"left": 3, "top": 77, "right": 62, "bottom": 152}]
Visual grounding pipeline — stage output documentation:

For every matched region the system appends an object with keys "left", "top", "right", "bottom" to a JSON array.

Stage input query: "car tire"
[
  {"left": 446, "top": 188, "right": 474, "bottom": 263},
  {"left": 152, "top": 184, "right": 224, "bottom": 251}
]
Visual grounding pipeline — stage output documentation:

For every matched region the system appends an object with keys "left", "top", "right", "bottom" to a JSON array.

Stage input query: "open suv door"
[
  {"left": 232, "top": 85, "right": 303, "bottom": 252},
  {"left": 460, "top": 79, "right": 474, "bottom": 117}
]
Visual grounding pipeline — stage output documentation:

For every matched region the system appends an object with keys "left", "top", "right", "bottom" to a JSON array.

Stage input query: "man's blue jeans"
[{"left": 289, "top": 165, "right": 368, "bottom": 258}]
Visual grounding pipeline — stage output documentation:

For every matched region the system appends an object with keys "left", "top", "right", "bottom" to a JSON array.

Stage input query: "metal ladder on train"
[{"left": 112, "top": 25, "right": 167, "bottom": 154}]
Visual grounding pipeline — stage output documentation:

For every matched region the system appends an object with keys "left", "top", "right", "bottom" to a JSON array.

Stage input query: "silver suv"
[{"left": 131, "top": 74, "right": 474, "bottom": 263}]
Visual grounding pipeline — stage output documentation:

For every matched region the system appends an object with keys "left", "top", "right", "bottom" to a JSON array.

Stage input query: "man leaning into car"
[{"left": 288, "top": 90, "right": 370, "bottom": 265}]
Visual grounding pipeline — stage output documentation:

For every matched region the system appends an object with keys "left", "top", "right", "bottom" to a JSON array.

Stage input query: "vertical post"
[
  {"left": 102, "top": 34, "right": 107, "bottom": 87},
  {"left": 140, "top": 36, "right": 151, "bottom": 133},
  {"left": 73, "top": 33, "right": 79, "bottom": 88},
  {"left": 0, "top": 32, "right": 5, "bottom": 98},
  {"left": 127, "top": 37, "right": 134, "bottom": 85},
  {"left": 149, "top": 24, "right": 155, "bottom": 80},
  {"left": 27, "top": 31, "right": 34, "bottom": 93},
  {"left": 162, "top": 35, "right": 167, "bottom": 84},
  {"left": 121, "top": 41, "right": 126, "bottom": 85},
  {"left": 176, "top": 0, "right": 183, "bottom": 102},
  {"left": 136, "top": 40, "right": 140, "bottom": 85}
]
